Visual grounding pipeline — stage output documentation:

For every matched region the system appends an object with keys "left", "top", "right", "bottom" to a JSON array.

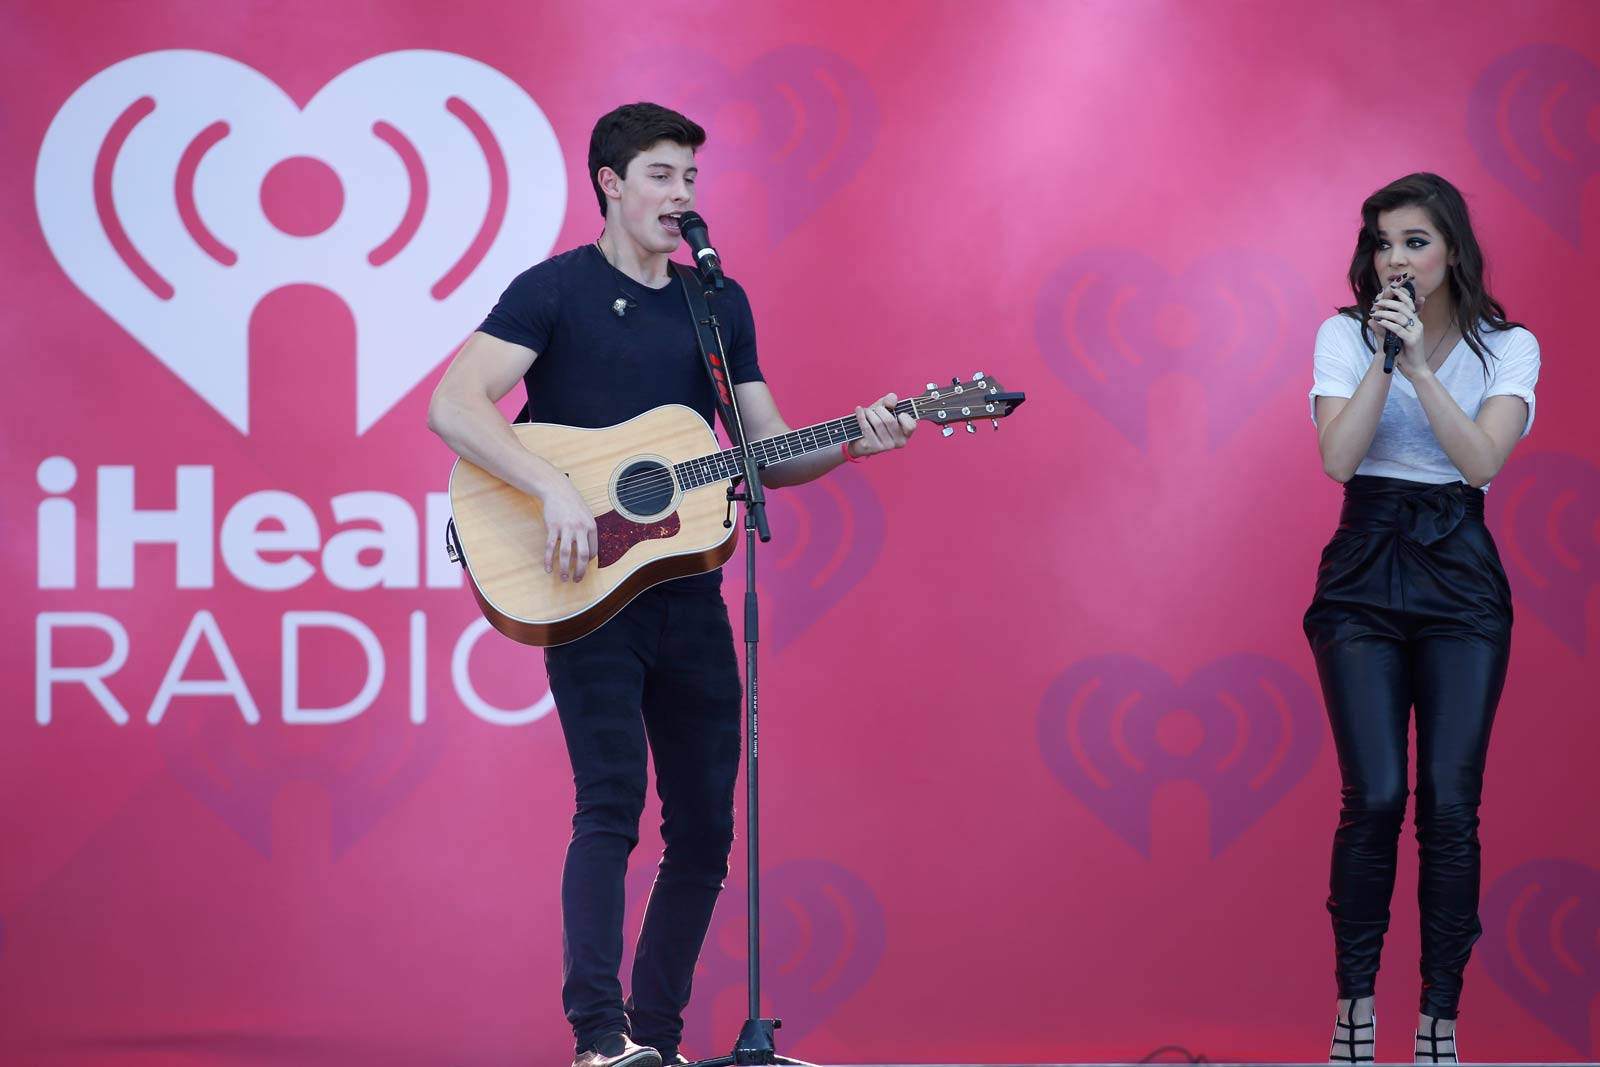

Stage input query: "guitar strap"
[{"left": 671, "top": 262, "right": 745, "bottom": 461}]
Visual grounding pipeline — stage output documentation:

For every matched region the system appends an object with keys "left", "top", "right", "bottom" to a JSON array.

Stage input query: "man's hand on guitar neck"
[
  {"left": 735, "top": 384, "right": 917, "bottom": 489},
  {"left": 847, "top": 392, "right": 917, "bottom": 460}
]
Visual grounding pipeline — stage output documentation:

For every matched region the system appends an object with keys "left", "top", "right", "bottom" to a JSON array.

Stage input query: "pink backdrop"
[{"left": 4, "top": 1, "right": 1599, "bottom": 1063}]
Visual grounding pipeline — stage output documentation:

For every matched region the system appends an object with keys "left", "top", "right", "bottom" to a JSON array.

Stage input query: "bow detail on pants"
[{"left": 1395, "top": 483, "right": 1469, "bottom": 546}]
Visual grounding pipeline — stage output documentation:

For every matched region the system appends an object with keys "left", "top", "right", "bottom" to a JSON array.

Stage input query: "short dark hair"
[
  {"left": 588, "top": 102, "right": 706, "bottom": 219},
  {"left": 1340, "top": 172, "right": 1522, "bottom": 369}
]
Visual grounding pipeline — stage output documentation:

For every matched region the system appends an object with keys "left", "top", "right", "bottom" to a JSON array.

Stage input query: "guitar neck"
[{"left": 673, "top": 399, "right": 917, "bottom": 491}]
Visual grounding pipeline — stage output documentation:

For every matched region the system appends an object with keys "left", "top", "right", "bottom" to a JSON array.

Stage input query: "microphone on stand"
[
  {"left": 677, "top": 210, "right": 725, "bottom": 290},
  {"left": 1382, "top": 279, "right": 1415, "bottom": 374}
]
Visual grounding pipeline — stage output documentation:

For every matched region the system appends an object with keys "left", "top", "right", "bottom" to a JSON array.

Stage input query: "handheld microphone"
[
  {"left": 1382, "top": 279, "right": 1415, "bottom": 374},
  {"left": 677, "top": 211, "right": 725, "bottom": 290}
]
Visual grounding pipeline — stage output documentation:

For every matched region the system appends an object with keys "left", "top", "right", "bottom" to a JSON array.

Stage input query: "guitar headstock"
[{"left": 910, "top": 373, "right": 1027, "bottom": 436}]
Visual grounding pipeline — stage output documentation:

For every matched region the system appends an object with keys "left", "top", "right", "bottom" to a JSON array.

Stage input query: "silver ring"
[{"left": 1404, "top": 317, "right": 1415, "bottom": 327}]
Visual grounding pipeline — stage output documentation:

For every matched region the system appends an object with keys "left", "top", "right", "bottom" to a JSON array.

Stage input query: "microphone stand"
[{"left": 681, "top": 267, "right": 810, "bottom": 1067}]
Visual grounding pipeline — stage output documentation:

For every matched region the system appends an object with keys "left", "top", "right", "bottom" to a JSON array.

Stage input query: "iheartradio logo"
[
  {"left": 623, "top": 45, "right": 880, "bottom": 246},
  {"left": 1467, "top": 44, "right": 1600, "bottom": 247},
  {"left": 34, "top": 49, "right": 565, "bottom": 434},
  {"left": 761, "top": 467, "right": 886, "bottom": 653},
  {"left": 1033, "top": 249, "right": 1315, "bottom": 451},
  {"left": 1481, "top": 858, "right": 1600, "bottom": 1055},
  {"left": 1036, "top": 653, "right": 1322, "bottom": 857},
  {"left": 1487, "top": 452, "right": 1600, "bottom": 653},
  {"left": 628, "top": 858, "right": 887, "bottom": 1054}
]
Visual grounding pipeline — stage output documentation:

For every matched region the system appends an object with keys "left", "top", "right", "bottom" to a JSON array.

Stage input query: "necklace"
[
  {"left": 1424, "top": 321, "right": 1457, "bottom": 369},
  {"left": 595, "top": 240, "right": 637, "bottom": 318}
]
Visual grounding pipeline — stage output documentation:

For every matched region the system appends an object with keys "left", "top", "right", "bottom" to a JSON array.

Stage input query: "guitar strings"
[
  {"left": 562, "top": 415, "right": 873, "bottom": 510},
  {"left": 589, "top": 402, "right": 921, "bottom": 500},
  {"left": 590, "top": 421, "right": 867, "bottom": 509},
  {"left": 550, "top": 395, "right": 997, "bottom": 514},
  {"left": 592, "top": 420, "right": 988, "bottom": 510}
]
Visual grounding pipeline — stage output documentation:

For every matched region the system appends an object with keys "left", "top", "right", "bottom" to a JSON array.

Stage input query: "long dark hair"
[{"left": 1339, "top": 172, "right": 1523, "bottom": 369}]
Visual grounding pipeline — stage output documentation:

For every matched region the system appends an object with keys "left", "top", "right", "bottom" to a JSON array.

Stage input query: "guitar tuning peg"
[
  {"left": 941, "top": 425, "right": 955, "bottom": 438},
  {"left": 973, "top": 371, "right": 985, "bottom": 380},
  {"left": 991, "top": 419, "right": 1000, "bottom": 431},
  {"left": 951, "top": 377, "right": 960, "bottom": 386},
  {"left": 925, "top": 382, "right": 938, "bottom": 392},
  {"left": 965, "top": 423, "right": 976, "bottom": 434}
]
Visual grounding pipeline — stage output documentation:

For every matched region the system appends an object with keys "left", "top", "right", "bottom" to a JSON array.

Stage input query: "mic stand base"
[{"left": 682, "top": 1017, "right": 816, "bottom": 1067}]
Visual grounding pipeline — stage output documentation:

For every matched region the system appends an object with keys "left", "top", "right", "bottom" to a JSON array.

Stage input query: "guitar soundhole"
[{"left": 615, "top": 460, "right": 675, "bottom": 520}]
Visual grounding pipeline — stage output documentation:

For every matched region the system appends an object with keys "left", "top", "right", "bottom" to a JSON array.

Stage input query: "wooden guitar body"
[{"left": 449, "top": 405, "right": 736, "bottom": 646}]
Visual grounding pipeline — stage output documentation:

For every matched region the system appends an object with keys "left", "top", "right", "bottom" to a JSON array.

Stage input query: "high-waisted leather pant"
[{"left": 1303, "top": 475, "right": 1512, "bottom": 1020}]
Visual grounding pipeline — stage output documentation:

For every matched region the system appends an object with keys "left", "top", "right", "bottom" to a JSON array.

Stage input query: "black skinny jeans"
[
  {"left": 1303, "top": 476, "right": 1512, "bottom": 1021},
  {"left": 543, "top": 583, "right": 743, "bottom": 1057}
]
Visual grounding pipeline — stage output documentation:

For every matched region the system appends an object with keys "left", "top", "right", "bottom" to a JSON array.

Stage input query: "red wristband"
[{"left": 841, "top": 441, "right": 865, "bottom": 464}]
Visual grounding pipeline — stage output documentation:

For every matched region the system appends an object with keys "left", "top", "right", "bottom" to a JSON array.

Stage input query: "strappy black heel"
[
  {"left": 1414, "top": 1017, "right": 1458, "bottom": 1064},
  {"left": 1330, "top": 1004, "right": 1376, "bottom": 1063}
]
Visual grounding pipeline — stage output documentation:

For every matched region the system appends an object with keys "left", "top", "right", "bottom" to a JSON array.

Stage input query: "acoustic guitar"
[{"left": 448, "top": 374, "right": 1025, "bottom": 645}]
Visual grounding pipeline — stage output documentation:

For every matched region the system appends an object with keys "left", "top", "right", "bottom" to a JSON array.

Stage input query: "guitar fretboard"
[{"left": 673, "top": 400, "right": 917, "bottom": 491}]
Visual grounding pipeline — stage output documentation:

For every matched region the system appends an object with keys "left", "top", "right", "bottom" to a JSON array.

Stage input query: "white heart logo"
[{"left": 35, "top": 49, "right": 565, "bottom": 434}]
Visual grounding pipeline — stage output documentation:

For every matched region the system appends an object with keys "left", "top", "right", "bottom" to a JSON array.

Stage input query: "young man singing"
[{"left": 427, "top": 102, "right": 916, "bottom": 1067}]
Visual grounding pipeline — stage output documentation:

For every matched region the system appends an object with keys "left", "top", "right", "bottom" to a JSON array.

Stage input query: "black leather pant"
[
  {"left": 544, "top": 583, "right": 743, "bottom": 1057},
  {"left": 1303, "top": 476, "right": 1512, "bottom": 1020}
]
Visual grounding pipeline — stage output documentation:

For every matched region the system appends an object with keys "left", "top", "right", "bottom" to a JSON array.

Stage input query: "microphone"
[
  {"left": 1382, "top": 279, "right": 1415, "bottom": 374},
  {"left": 677, "top": 211, "right": 725, "bottom": 290}
]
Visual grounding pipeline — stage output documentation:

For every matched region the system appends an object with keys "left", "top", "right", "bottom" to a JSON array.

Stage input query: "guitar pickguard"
[{"left": 595, "top": 509, "right": 681, "bottom": 567}]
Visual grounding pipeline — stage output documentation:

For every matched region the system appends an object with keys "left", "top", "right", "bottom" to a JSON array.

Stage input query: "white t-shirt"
[{"left": 1308, "top": 313, "right": 1540, "bottom": 486}]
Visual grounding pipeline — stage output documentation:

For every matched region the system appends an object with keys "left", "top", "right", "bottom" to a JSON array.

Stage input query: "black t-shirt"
[
  {"left": 478, "top": 244, "right": 764, "bottom": 428},
  {"left": 477, "top": 244, "right": 766, "bottom": 589}
]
